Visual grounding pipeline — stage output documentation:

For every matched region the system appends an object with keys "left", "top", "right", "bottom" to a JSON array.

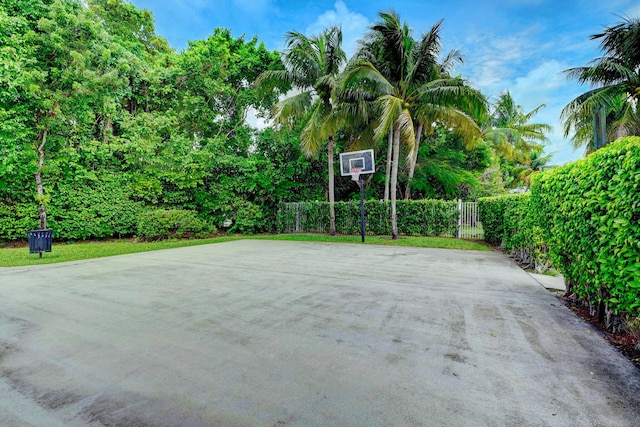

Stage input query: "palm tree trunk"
[
  {"left": 404, "top": 122, "right": 423, "bottom": 200},
  {"left": 384, "top": 128, "right": 393, "bottom": 202},
  {"left": 391, "top": 124, "right": 401, "bottom": 239},
  {"left": 328, "top": 135, "right": 337, "bottom": 236},
  {"left": 35, "top": 129, "right": 48, "bottom": 229}
]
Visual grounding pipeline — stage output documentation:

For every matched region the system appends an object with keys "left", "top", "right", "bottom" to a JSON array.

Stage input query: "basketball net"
[{"left": 350, "top": 167, "right": 362, "bottom": 182}]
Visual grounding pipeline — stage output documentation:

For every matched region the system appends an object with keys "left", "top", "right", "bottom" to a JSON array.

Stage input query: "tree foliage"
[
  {"left": 0, "top": 1, "right": 551, "bottom": 242},
  {"left": 255, "top": 25, "right": 346, "bottom": 235},
  {"left": 0, "top": 0, "right": 308, "bottom": 240},
  {"left": 562, "top": 16, "right": 640, "bottom": 152},
  {"left": 341, "top": 10, "right": 485, "bottom": 238}
]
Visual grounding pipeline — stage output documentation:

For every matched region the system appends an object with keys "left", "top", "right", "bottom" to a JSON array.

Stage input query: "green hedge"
[
  {"left": 481, "top": 137, "right": 640, "bottom": 325},
  {"left": 47, "top": 180, "right": 144, "bottom": 240},
  {"left": 136, "top": 209, "right": 216, "bottom": 240},
  {"left": 0, "top": 178, "right": 144, "bottom": 241},
  {"left": 277, "top": 199, "right": 458, "bottom": 237},
  {"left": 0, "top": 202, "right": 40, "bottom": 240},
  {"left": 479, "top": 193, "right": 548, "bottom": 270},
  {"left": 478, "top": 196, "right": 507, "bottom": 245},
  {"left": 532, "top": 137, "right": 640, "bottom": 322}
]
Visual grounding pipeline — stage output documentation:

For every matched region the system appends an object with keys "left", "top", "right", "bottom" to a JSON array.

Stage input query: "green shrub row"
[
  {"left": 0, "top": 202, "right": 216, "bottom": 243},
  {"left": 477, "top": 196, "right": 507, "bottom": 246},
  {"left": 532, "top": 137, "right": 640, "bottom": 323},
  {"left": 0, "top": 202, "right": 40, "bottom": 241},
  {"left": 481, "top": 137, "right": 640, "bottom": 325},
  {"left": 478, "top": 193, "right": 548, "bottom": 271},
  {"left": 136, "top": 209, "right": 216, "bottom": 240},
  {"left": 277, "top": 199, "right": 459, "bottom": 237},
  {"left": 0, "top": 177, "right": 216, "bottom": 241}
]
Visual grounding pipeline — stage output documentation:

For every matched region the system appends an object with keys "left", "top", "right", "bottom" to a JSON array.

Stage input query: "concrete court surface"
[{"left": 0, "top": 240, "right": 639, "bottom": 427}]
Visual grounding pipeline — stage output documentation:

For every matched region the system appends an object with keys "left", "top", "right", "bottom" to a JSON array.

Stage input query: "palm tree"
[
  {"left": 485, "top": 91, "right": 551, "bottom": 163},
  {"left": 512, "top": 150, "right": 554, "bottom": 190},
  {"left": 342, "top": 11, "right": 484, "bottom": 239},
  {"left": 404, "top": 48, "right": 466, "bottom": 200},
  {"left": 255, "top": 26, "right": 346, "bottom": 235},
  {"left": 562, "top": 16, "right": 640, "bottom": 152}
]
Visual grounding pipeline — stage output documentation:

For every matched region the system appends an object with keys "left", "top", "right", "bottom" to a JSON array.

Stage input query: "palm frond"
[
  {"left": 406, "top": 19, "right": 443, "bottom": 85},
  {"left": 254, "top": 69, "right": 295, "bottom": 97},
  {"left": 440, "top": 49, "right": 464, "bottom": 75},
  {"left": 397, "top": 108, "right": 416, "bottom": 156},
  {"left": 300, "top": 100, "right": 329, "bottom": 156},
  {"left": 272, "top": 90, "right": 313, "bottom": 125},
  {"left": 373, "top": 95, "right": 403, "bottom": 141},
  {"left": 416, "top": 104, "right": 482, "bottom": 148},
  {"left": 323, "top": 25, "right": 346, "bottom": 75},
  {"left": 340, "top": 60, "right": 394, "bottom": 96},
  {"left": 482, "top": 130, "right": 516, "bottom": 160}
]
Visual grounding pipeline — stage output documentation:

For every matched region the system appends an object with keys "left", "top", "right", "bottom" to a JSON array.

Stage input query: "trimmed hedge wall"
[
  {"left": 532, "top": 137, "right": 640, "bottom": 324},
  {"left": 477, "top": 195, "right": 507, "bottom": 246},
  {"left": 0, "top": 178, "right": 145, "bottom": 241},
  {"left": 478, "top": 194, "right": 549, "bottom": 271},
  {"left": 0, "top": 177, "right": 217, "bottom": 241},
  {"left": 136, "top": 209, "right": 216, "bottom": 240},
  {"left": 481, "top": 137, "right": 640, "bottom": 327},
  {"left": 277, "top": 199, "right": 459, "bottom": 237}
]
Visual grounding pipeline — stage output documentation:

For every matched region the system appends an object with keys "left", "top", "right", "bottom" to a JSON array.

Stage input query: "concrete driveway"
[{"left": 0, "top": 240, "right": 638, "bottom": 426}]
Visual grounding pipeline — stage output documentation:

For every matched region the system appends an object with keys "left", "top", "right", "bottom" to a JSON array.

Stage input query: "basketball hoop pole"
[
  {"left": 340, "top": 149, "right": 374, "bottom": 243},
  {"left": 358, "top": 175, "right": 365, "bottom": 243},
  {"left": 349, "top": 168, "right": 365, "bottom": 242}
]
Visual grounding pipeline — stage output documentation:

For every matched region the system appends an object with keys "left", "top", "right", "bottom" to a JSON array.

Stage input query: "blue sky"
[{"left": 130, "top": 0, "right": 640, "bottom": 165}]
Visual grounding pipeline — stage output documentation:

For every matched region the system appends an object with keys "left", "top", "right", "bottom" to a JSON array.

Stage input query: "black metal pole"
[{"left": 359, "top": 175, "right": 365, "bottom": 243}]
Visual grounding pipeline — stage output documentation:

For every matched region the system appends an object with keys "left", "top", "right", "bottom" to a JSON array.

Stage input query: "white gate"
[{"left": 457, "top": 200, "right": 483, "bottom": 239}]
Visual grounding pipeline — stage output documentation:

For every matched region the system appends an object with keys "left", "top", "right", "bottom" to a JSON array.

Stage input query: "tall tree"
[
  {"left": 0, "top": 0, "right": 133, "bottom": 229},
  {"left": 485, "top": 91, "right": 551, "bottom": 162},
  {"left": 409, "top": 126, "right": 493, "bottom": 200},
  {"left": 255, "top": 26, "right": 346, "bottom": 236},
  {"left": 511, "top": 150, "right": 554, "bottom": 190},
  {"left": 342, "top": 11, "right": 483, "bottom": 238},
  {"left": 562, "top": 16, "right": 640, "bottom": 152},
  {"left": 176, "top": 28, "right": 282, "bottom": 153}
]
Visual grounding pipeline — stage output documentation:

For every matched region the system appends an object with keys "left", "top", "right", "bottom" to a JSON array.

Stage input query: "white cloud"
[
  {"left": 305, "top": 1, "right": 370, "bottom": 57},
  {"left": 459, "top": 28, "right": 544, "bottom": 94},
  {"left": 455, "top": 27, "right": 587, "bottom": 165},
  {"left": 510, "top": 60, "right": 567, "bottom": 108}
]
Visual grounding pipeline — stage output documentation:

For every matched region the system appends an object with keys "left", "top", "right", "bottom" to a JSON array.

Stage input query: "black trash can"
[{"left": 27, "top": 229, "right": 53, "bottom": 258}]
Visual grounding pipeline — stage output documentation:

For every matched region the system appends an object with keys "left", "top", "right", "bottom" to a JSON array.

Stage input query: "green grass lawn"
[{"left": 0, "top": 234, "right": 491, "bottom": 267}]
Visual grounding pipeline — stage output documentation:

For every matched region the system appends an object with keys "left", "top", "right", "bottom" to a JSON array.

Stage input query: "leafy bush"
[
  {"left": 0, "top": 177, "right": 144, "bottom": 241},
  {"left": 277, "top": 199, "right": 458, "bottom": 237},
  {"left": 482, "top": 138, "right": 640, "bottom": 328},
  {"left": 531, "top": 137, "right": 640, "bottom": 324},
  {"left": 480, "top": 193, "right": 549, "bottom": 271},
  {"left": 136, "top": 209, "right": 215, "bottom": 240},
  {"left": 0, "top": 202, "right": 40, "bottom": 241},
  {"left": 47, "top": 179, "right": 144, "bottom": 240},
  {"left": 228, "top": 201, "right": 265, "bottom": 235},
  {"left": 478, "top": 195, "right": 508, "bottom": 245}
]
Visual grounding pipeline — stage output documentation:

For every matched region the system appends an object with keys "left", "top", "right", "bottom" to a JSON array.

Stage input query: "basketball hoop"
[
  {"left": 350, "top": 167, "right": 362, "bottom": 182},
  {"left": 339, "top": 148, "right": 375, "bottom": 243}
]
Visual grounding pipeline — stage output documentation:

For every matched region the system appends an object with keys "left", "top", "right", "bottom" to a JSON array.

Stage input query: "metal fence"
[
  {"left": 279, "top": 200, "right": 483, "bottom": 240},
  {"left": 457, "top": 200, "right": 484, "bottom": 239}
]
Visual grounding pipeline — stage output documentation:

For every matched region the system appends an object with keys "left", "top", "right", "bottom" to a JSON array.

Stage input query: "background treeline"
[
  {"left": 0, "top": 0, "right": 549, "bottom": 241},
  {"left": 0, "top": 0, "right": 328, "bottom": 239}
]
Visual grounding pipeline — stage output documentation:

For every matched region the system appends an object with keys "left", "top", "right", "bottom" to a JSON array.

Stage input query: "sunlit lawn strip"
[{"left": 0, "top": 234, "right": 490, "bottom": 267}]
